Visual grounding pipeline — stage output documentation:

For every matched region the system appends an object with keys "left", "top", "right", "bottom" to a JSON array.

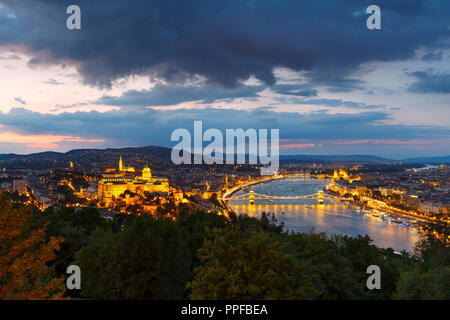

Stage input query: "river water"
[{"left": 228, "top": 176, "right": 422, "bottom": 252}]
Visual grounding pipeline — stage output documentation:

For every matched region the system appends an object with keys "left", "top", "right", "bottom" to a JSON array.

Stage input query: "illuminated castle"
[{"left": 98, "top": 157, "right": 169, "bottom": 202}]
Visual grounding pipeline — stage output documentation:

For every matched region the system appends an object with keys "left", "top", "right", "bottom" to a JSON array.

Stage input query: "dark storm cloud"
[
  {"left": 0, "top": 0, "right": 449, "bottom": 91},
  {"left": 1, "top": 107, "right": 448, "bottom": 149},
  {"left": 94, "top": 82, "right": 321, "bottom": 107},
  {"left": 95, "top": 83, "right": 265, "bottom": 107},
  {"left": 407, "top": 70, "right": 450, "bottom": 93}
]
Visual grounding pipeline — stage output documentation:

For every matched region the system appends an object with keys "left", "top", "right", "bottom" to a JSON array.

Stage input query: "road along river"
[{"left": 227, "top": 176, "right": 422, "bottom": 252}]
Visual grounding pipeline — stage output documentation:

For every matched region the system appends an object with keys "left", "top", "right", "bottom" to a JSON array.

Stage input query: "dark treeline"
[{"left": 1, "top": 193, "right": 449, "bottom": 300}]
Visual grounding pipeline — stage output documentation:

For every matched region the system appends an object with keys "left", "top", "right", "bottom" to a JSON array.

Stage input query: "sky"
[{"left": 0, "top": 0, "right": 449, "bottom": 159}]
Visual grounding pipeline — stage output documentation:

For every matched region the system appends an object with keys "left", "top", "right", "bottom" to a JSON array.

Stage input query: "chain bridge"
[{"left": 227, "top": 190, "right": 329, "bottom": 204}]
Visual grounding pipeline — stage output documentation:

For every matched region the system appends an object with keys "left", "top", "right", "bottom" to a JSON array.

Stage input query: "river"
[{"left": 228, "top": 176, "right": 422, "bottom": 252}]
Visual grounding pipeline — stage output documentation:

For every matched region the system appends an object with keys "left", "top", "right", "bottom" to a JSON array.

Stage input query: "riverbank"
[
  {"left": 224, "top": 175, "right": 446, "bottom": 233},
  {"left": 324, "top": 188, "right": 448, "bottom": 237},
  {"left": 226, "top": 177, "right": 422, "bottom": 251},
  {"left": 221, "top": 175, "right": 284, "bottom": 200}
]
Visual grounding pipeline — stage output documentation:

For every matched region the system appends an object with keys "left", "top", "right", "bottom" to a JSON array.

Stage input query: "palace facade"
[{"left": 98, "top": 156, "right": 169, "bottom": 201}]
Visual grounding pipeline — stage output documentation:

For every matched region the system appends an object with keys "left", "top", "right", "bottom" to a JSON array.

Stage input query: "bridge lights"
[{"left": 249, "top": 190, "right": 255, "bottom": 205}]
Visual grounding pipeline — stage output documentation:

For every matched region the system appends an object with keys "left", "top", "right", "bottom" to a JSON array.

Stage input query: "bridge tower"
[
  {"left": 249, "top": 190, "right": 255, "bottom": 205},
  {"left": 318, "top": 190, "right": 324, "bottom": 204}
]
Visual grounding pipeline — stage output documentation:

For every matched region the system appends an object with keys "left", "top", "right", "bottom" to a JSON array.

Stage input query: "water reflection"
[{"left": 229, "top": 177, "right": 421, "bottom": 252}]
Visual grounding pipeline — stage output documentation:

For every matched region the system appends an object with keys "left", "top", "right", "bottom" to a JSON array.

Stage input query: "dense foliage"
[
  {"left": 0, "top": 194, "right": 65, "bottom": 299},
  {"left": 1, "top": 193, "right": 448, "bottom": 300}
]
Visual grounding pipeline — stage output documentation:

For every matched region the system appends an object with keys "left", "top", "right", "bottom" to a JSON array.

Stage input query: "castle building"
[
  {"left": 98, "top": 157, "right": 169, "bottom": 202},
  {"left": 118, "top": 155, "right": 135, "bottom": 172}
]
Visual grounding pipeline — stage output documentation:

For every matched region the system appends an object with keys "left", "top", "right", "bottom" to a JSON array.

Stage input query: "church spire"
[{"left": 119, "top": 155, "right": 123, "bottom": 171}]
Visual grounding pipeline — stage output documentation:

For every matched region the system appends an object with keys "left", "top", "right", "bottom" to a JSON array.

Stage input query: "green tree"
[
  {"left": 75, "top": 216, "right": 191, "bottom": 299},
  {"left": 334, "top": 234, "right": 402, "bottom": 299},
  {"left": 395, "top": 221, "right": 450, "bottom": 300},
  {"left": 188, "top": 227, "right": 319, "bottom": 299},
  {"left": 395, "top": 267, "right": 450, "bottom": 299},
  {"left": 179, "top": 210, "right": 228, "bottom": 269},
  {"left": 30, "top": 206, "right": 110, "bottom": 279},
  {"left": 286, "top": 232, "right": 362, "bottom": 299}
]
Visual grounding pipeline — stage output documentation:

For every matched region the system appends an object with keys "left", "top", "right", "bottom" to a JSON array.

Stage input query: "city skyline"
[
  {"left": 0, "top": 1, "right": 449, "bottom": 158},
  {"left": 0, "top": 142, "right": 449, "bottom": 163},
  {"left": 0, "top": 1, "right": 448, "bottom": 303}
]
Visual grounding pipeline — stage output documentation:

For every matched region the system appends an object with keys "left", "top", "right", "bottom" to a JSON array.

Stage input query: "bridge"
[{"left": 227, "top": 190, "right": 328, "bottom": 204}]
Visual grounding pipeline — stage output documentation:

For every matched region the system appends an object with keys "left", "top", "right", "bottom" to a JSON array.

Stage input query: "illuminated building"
[
  {"left": 331, "top": 169, "right": 361, "bottom": 184},
  {"left": 118, "top": 155, "right": 135, "bottom": 172},
  {"left": 98, "top": 157, "right": 169, "bottom": 202},
  {"left": 202, "top": 180, "right": 212, "bottom": 199},
  {"left": 339, "top": 168, "right": 349, "bottom": 180},
  {"left": 420, "top": 201, "right": 442, "bottom": 215},
  {"left": 333, "top": 170, "right": 339, "bottom": 180},
  {"left": 13, "top": 179, "right": 27, "bottom": 195},
  {"left": 401, "top": 194, "right": 420, "bottom": 210},
  {"left": 329, "top": 169, "right": 363, "bottom": 196}
]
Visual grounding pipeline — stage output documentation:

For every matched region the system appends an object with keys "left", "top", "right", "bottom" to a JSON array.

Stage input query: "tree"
[
  {"left": 395, "top": 267, "right": 450, "bottom": 299},
  {"left": 178, "top": 210, "right": 228, "bottom": 269},
  {"left": 0, "top": 193, "right": 65, "bottom": 299},
  {"left": 75, "top": 216, "right": 191, "bottom": 299},
  {"left": 236, "top": 212, "right": 284, "bottom": 235},
  {"left": 286, "top": 231, "right": 363, "bottom": 299},
  {"left": 188, "top": 227, "right": 319, "bottom": 299},
  {"left": 395, "top": 221, "right": 450, "bottom": 300},
  {"left": 334, "top": 234, "right": 402, "bottom": 299},
  {"left": 29, "top": 206, "right": 111, "bottom": 279}
]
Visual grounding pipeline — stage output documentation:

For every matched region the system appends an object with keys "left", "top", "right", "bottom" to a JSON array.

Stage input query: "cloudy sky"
[{"left": 0, "top": 0, "right": 449, "bottom": 159}]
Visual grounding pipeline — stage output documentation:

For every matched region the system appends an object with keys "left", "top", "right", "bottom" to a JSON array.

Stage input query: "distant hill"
[
  {"left": 0, "top": 145, "right": 172, "bottom": 160},
  {"left": 401, "top": 155, "right": 450, "bottom": 164},
  {"left": 279, "top": 154, "right": 393, "bottom": 163},
  {"left": 65, "top": 145, "right": 173, "bottom": 158},
  {"left": 1, "top": 145, "right": 448, "bottom": 166},
  {"left": 0, "top": 146, "right": 174, "bottom": 170}
]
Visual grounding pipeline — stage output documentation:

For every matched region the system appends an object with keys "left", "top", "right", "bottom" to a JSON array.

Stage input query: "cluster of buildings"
[
  {"left": 0, "top": 169, "right": 69, "bottom": 209},
  {"left": 0, "top": 153, "right": 255, "bottom": 215},
  {"left": 1, "top": 149, "right": 449, "bottom": 221},
  {"left": 94, "top": 156, "right": 191, "bottom": 215},
  {"left": 328, "top": 166, "right": 450, "bottom": 217},
  {"left": 98, "top": 156, "right": 170, "bottom": 203}
]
